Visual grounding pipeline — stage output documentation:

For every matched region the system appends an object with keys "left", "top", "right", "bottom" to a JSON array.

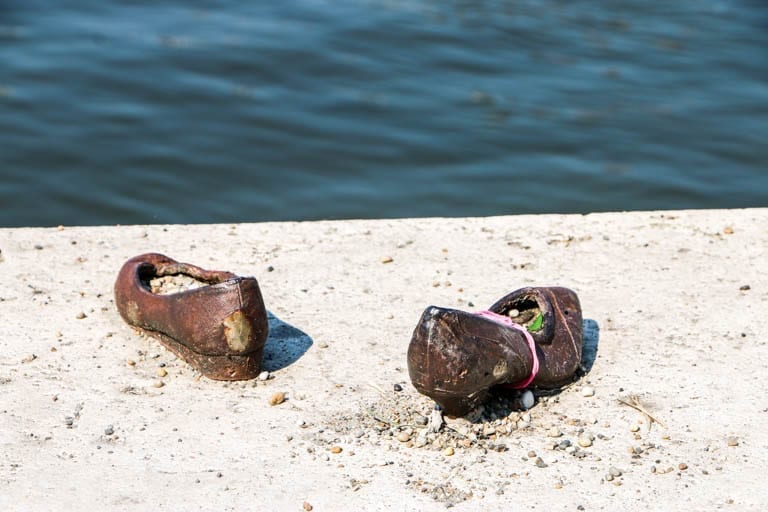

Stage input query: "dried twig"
[
  {"left": 367, "top": 383, "right": 387, "bottom": 397},
  {"left": 617, "top": 395, "right": 666, "bottom": 428}
]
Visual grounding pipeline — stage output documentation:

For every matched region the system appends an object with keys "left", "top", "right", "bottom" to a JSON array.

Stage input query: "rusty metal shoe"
[
  {"left": 407, "top": 286, "right": 582, "bottom": 417},
  {"left": 114, "top": 253, "right": 269, "bottom": 380},
  {"left": 488, "top": 287, "right": 583, "bottom": 389}
]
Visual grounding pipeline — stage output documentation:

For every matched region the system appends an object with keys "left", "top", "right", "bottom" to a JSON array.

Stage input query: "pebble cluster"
[
  {"left": 293, "top": 383, "right": 710, "bottom": 506},
  {"left": 147, "top": 274, "right": 207, "bottom": 295},
  {"left": 316, "top": 389, "right": 607, "bottom": 474},
  {"left": 317, "top": 389, "right": 555, "bottom": 457}
]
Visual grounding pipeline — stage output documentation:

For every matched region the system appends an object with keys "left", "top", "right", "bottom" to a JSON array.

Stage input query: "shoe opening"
[
  {"left": 499, "top": 297, "right": 542, "bottom": 330},
  {"left": 139, "top": 265, "right": 210, "bottom": 295}
]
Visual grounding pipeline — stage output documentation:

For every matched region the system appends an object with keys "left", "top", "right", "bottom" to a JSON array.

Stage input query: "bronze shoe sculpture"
[
  {"left": 114, "top": 253, "right": 269, "bottom": 380},
  {"left": 407, "top": 286, "right": 582, "bottom": 417}
]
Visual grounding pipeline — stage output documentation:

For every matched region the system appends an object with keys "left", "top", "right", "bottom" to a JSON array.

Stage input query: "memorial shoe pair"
[{"left": 115, "top": 253, "right": 583, "bottom": 416}]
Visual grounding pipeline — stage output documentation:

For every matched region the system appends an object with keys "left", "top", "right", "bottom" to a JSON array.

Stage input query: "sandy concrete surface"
[{"left": 1, "top": 209, "right": 767, "bottom": 511}]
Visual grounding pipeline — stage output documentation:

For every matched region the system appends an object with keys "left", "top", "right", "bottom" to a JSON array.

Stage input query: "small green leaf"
[{"left": 527, "top": 313, "right": 543, "bottom": 332}]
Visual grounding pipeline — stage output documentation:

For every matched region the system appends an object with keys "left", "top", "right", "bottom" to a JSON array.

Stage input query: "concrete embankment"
[{"left": 1, "top": 209, "right": 766, "bottom": 511}]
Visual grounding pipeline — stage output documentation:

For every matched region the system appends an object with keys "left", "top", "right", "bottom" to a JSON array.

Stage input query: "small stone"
[
  {"left": 318, "top": 342, "right": 329, "bottom": 349},
  {"left": 380, "top": 256, "right": 393, "bottom": 264},
  {"left": 152, "top": 380, "right": 164, "bottom": 388},
  {"left": 630, "top": 424, "right": 640, "bottom": 433},
  {"left": 723, "top": 226, "right": 734, "bottom": 235},
  {"left": 581, "top": 386, "right": 595, "bottom": 397},
  {"left": 397, "top": 432, "right": 411, "bottom": 443},
  {"left": 534, "top": 457, "right": 547, "bottom": 468},
  {"left": 415, "top": 415, "right": 428, "bottom": 426},
  {"left": 76, "top": 312, "right": 86, "bottom": 319},
  {"left": 678, "top": 463, "right": 688, "bottom": 471},
  {"left": 257, "top": 371, "right": 270, "bottom": 381},
  {"left": 739, "top": 284, "right": 750, "bottom": 291},
  {"left": 727, "top": 437, "right": 739, "bottom": 447},
  {"left": 605, "top": 474, "right": 614, "bottom": 482},
  {"left": 508, "top": 309, "right": 520, "bottom": 318},
  {"left": 522, "top": 413, "right": 531, "bottom": 423},
  {"left": 303, "top": 502, "right": 313, "bottom": 511},
  {"left": 126, "top": 359, "right": 136, "bottom": 367},
  {"left": 393, "top": 383, "right": 403, "bottom": 392},
  {"left": 330, "top": 446, "right": 343, "bottom": 454},
  {"left": 296, "top": 420, "right": 307, "bottom": 428},
  {"left": 427, "top": 408, "right": 444, "bottom": 433},
  {"left": 519, "top": 390, "right": 534, "bottom": 410},
  {"left": 156, "top": 368, "right": 168, "bottom": 378},
  {"left": 104, "top": 425, "right": 114, "bottom": 436},
  {"left": 577, "top": 435, "right": 593, "bottom": 448},
  {"left": 547, "top": 427, "right": 562, "bottom": 438},
  {"left": 443, "top": 447, "right": 455, "bottom": 456},
  {"left": 268, "top": 392, "right": 286, "bottom": 406},
  {"left": 608, "top": 466, "right": 622, "bottom": 477},
  {"left": 354, "top": 430, "right": 365, "bottom": 438},
  {"left": 527, "top": 450, "right": 537, "bottom": 458}
]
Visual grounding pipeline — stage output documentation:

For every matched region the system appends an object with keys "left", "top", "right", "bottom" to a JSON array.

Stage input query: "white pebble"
[
  {"left": 520, "top": 390, "right": 534, "bottom": 410},
  {"left": 581, "top": 386, "right": 595, "bottom": 397},
  {"left": 257, "top": 371, "right": 270, "bottom": 381}
]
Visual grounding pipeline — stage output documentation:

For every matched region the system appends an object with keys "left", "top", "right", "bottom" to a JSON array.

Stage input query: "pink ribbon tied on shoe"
[{"left": 475, "top": 310, "right": 539, "bottom": 389}]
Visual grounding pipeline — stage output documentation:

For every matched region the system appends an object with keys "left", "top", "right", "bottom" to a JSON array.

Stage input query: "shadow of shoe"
[
  {"left": 580, "top": 318, "right": 600, "bottom": 374},
  {"left": 261, "top": 311, "right": 313, "bottom": 372}
]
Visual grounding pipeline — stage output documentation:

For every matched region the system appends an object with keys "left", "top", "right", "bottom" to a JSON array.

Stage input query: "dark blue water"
[{"left": 1, "top": 0, "right": 766, "bottom": 227}]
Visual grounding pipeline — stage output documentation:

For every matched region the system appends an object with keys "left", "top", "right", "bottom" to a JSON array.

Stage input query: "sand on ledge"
[{"left": 1, "top": 209, "right": 766, "bottom": 511}]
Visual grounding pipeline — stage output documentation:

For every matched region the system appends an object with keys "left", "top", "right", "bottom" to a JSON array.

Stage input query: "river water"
[{"left": 1, "top": 0, "right": 766, "bottom": 227}]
